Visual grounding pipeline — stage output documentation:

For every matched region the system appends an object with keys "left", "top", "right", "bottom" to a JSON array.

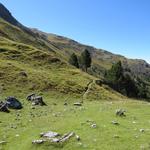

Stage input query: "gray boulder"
[
  {"left": 27, "top": 94, "right": 46, "bottom": 106},
  {"left": 32, "top": 96, "right": 46, "bottom": 106},
  {"left": 6, "top": 97, "right": 23, "bottom": 109}
]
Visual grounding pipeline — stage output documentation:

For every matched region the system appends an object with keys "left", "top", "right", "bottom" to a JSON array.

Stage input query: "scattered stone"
[
  {"left": 111, "top": 121, "right": 119, "bottom": 125},
  {"left": 91, "top": 124, "right": 97, "bottom": 128},
  {"left": 58, "top": 132, "right": 75, "bottom": 143},
  {"left": 64, "top": 102, "right": 68, "bottom": 106},
  {"left": 116, "top": 109, "right": 126, "bottom": 117},
  {"left": 31, "top": 96, "right": 46, "bottom": 106},
  {"left": 113, "top": 135, "right": 120, "bottom": 138},
  {"left": 33, "top": 131, "right": 76, "bottom": 145},
  {"left": 26, "top": 93, "right": 36, "bottom": 101},
  {"left": 140, "top": 129, "right": 145, "bottom": 132},
  {"left": 51, "top": 138, "right": 60, "bottom": 143},
  {"left": 75, "top": 135, "right": 80, "bottom": 141},
  {"left": 40, "top": 131, "right": 60, "bottom": 139},
  {"left": 32, "top": 139, "right": 46, "bottom": 144},
  {"left": 6, "top": 97, "right": 23, "bottom": 109},
  {"left": 19, "top": 71, "right": 27, "bottom": 77},
  {"left": 15, "top": 134, "right": 19, "bottom": 137},
  {"left": 0, "top": 141, "right": 6, "bottom": 145},
  {"left": 74, "top": 102, "right": 82, "bottom": 106},
  {"left": 0, "top": 101, "right": 9, "bottom": 113}
]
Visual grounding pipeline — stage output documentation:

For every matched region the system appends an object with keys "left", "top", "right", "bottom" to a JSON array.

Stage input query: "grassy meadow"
[{"left": 0, "top": 94, "right": 150, "bottom": 150}]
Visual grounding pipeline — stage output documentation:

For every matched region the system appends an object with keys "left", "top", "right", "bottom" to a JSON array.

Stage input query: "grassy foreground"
[{"left": 0, "top": 94, "right": 150, "bottom": 150}]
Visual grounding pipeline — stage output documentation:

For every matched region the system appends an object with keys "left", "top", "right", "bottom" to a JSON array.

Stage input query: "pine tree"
[
  {"left": 80, "top": 49, "right": 91, "bottom": 72},
  {"left": 68, "top": 53, "right": 79, "bottom": 68}
]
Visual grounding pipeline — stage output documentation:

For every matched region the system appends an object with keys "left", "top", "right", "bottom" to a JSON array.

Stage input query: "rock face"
[
  {"left": 0, "top": 101, "right": 9, "bottom": 113},
  {"left": 27, "top": 94, "right": 46, "bottom": 106},
  {"left": 6, "top": 97, "right": 23, "bottom": 109}
]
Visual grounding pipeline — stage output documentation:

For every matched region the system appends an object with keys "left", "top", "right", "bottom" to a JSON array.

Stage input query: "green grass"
[{"left": 0, "top": 95, "right": 150, "bottom": 150}]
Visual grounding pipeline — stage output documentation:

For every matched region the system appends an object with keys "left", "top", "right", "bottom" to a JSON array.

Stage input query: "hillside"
[
  {"left": 0, "top": 3, "right": 125, "bottom": 101},
  {"left": 31, "top": 29, "right": 150, "bottom": 79},
  {"left": 0, "top": 3, "right": 149, "bottom": 99}
]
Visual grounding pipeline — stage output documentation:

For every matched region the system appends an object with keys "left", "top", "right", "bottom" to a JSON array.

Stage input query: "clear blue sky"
[{"left": 0, "top": 0, "right": 150, "bottom": 63}]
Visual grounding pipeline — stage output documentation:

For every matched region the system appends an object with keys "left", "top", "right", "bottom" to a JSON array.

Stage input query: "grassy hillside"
[
  {"left": 0, "top": 19, "right": 124, "bottom": 101},
  {"left": 0, "top": 97, "right": 150, "bottom": 150},
  {"left": 34, "top": 30, "right": 150, "bottom": 79}
]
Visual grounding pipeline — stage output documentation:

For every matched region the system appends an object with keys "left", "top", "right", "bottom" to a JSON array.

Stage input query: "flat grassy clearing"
[{"left": 0, "top": 94, "right": 149, "bottom": 150}]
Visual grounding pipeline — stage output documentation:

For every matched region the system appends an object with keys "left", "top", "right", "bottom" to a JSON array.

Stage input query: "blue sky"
[{"left": 0, "top": 0, "right": 150, "bottom": 63}]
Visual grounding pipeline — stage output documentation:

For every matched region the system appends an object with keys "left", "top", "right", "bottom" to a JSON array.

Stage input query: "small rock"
[
  {"left": 74, "top": 102, "right": 82, "bottom": 106},
  {"left": 0, "top": 141, "right": 6, "bottom": 144},
  {"left": 40, "top": 131, "right": 60, "bottom": 138},
  {"left": 111, "top": 121, "right": 119, "bottom": 125},
  {"left": 32, "top": 139, "right": 46, "bottom": 144},
  {"left": 116, "top": 109, "right": 126, "bottom": 117},
  {"left": 64, "top": 102, "right": 68, "bottom": 106},
  {"left": 15, "top": 134, "right": 19, "bottom": 137},
  {"left": 76, "top": 135, "right": 80, "bottom": 141},
  {"left": 51, "top": 138, "right": 60, "bottom": 143},
  {"left": 113, "top": 135, "right": 120, "bottom": 138},
  {"left": 140, "top": 129, "right": 145, "bottom": 132},
  {"left": 19, "top": 71, "right": 27, "bottom": 77},
  {"left": 91, "top": 124, "right": 97, "bottom": 128}
]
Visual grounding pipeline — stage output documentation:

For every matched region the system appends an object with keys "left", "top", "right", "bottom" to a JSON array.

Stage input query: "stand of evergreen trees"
[
  {"left": 68, "top": 49, "right": 91, "bottom": 72},
  {"left": 104, "top": 61, "right": 149, "bottom": 99},
  {"left": 69, "top": 51, "right": 149, "bottom": 99}
]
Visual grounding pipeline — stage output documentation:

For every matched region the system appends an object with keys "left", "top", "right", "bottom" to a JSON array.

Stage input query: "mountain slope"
[
  {"left": 0, "top": 3, "right": 149, "bottom": 100},
  {"left": 32, "top": 29, "right": 150, "bottom": 79},
  {"left": 0, "top": 4, "right": 125, "bottom": 101}
]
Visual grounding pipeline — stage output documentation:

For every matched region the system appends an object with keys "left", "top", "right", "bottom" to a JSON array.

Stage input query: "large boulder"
[
  {"left": 0, "top": 101, "right": 9, "bottom": 113},
  {"left": 6, "top": 97, "right": 23, "bottom": 109}
]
